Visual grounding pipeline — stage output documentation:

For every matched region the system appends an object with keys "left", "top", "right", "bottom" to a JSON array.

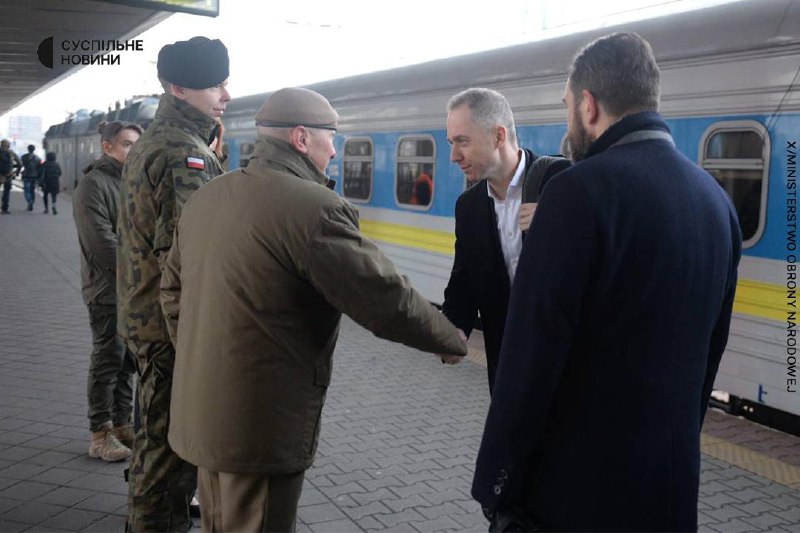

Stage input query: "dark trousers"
[
  {"left": 127, "top": 340, "right": 197, "bottom": 533},
  {"left": 197, "top": 468, "right": 304, "bottom": 532},
  {"left": 489, "top": 508, "right": 542, "bottom": 532},
  {"left": 43, "top": 191, "right": 57, "bottom": 209},
  {"left": 87, "top": 304, "right": 135, "bottom": 432},
  {"left": 1, "top": 177, "right": 11, "bottom": 211}
]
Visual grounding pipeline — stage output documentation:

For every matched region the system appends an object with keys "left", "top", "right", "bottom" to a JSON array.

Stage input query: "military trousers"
[
  {"left": 197, "top": 467, "right": 305, "bottom": 532},
  {"left": 127, "top": 340, "right": 197, "bottom": 532},
  {"left": 87, "top": 304, "right": 135, "bottom": 432}
]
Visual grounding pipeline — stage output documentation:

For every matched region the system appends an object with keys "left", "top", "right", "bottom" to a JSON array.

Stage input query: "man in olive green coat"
[
  {"left": 116, "top": 36, "right": 230, "bottom": 532},
  {"left": 161, "top": 87, "right": 468, "bottom": 532},
  {"left": 73, "top": 121, "right": 143, "bottom": 464}
]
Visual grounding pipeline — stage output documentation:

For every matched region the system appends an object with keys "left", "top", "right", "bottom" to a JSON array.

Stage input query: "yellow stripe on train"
[
  {"left": 360, "top": 219, "right": 783, "bottom": 324},
  {"left": 733, "top": 279, "right": 785, "bottom": 323},
  {"left": 359, "top": 219, "right": 455, "bottom": 256}
]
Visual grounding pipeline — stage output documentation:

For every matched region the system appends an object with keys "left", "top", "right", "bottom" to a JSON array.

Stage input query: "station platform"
[{"left": 0, "top": 186, "right": 799, "bottom": 532}]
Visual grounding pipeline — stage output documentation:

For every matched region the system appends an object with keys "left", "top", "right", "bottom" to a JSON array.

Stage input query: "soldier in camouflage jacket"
[{"left": 116, "top": 36, "right": 230, "bottom": 532}]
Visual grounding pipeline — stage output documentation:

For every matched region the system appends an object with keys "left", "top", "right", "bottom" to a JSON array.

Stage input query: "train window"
[
  {"left": 396, "top": 136, "right": 435, "bottom": 208},
  {"left": 343, "top": 137, "right": 373, "bottom": 202},
  {"left": 700, "top": 121, "right": 769, "bottom": 246},
  {"left": 240, "top": 142, "right": 255, "bottom": 168}
]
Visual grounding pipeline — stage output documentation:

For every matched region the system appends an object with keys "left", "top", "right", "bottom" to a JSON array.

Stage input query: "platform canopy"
[{"left": 0, "top": 0, "right": 221, "bottom": 116}]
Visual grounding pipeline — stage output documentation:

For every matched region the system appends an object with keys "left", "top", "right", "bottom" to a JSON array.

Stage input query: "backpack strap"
[{"left": 521, "top": 155, "right": 568, "bottom": 204}]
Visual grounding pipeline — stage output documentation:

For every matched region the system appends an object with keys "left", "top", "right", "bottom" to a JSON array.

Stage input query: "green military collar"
[
  {"left": 83, "top": 154, "right": 123, "bottom": 178},
  {"left": 247, "top": 136, "right": 330, "bottom": 186},
  {"left": 100, "top": 154, "right": 123, "bottom": 177},
  {"left": 153, "top": 93, "right": 218, "bottom": 141}
]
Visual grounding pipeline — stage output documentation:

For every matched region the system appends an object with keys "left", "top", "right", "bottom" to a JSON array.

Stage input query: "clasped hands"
[{"left": 438, "top": 328, "right": 467, "bottom": 365}]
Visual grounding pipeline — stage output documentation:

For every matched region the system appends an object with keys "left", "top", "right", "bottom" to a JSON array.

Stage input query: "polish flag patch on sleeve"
[{"left": 186, "top": 156, "right": 205, "bottom": 170}]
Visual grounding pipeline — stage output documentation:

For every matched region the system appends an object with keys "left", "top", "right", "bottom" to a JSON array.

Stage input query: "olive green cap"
[{"left": 255, "top": 87, "right": 338, "bottom": 130}]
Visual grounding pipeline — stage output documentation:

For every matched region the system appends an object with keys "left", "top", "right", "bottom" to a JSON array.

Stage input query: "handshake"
[{"left": 438, "top": 328, "right": 468, "bottom": 365}]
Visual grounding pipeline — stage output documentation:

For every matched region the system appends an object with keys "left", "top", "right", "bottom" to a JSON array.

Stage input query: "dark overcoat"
[
  {"left": 472, "top": 112, "right": 742, "bottom": 531},
  {"left": 40, "top": 160, "right": 61, "bottom": 193}
]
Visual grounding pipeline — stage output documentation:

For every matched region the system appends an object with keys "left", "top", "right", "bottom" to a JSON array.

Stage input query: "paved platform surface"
[{"left": 0, "top": 186, "right": 799, "bottom": 532}]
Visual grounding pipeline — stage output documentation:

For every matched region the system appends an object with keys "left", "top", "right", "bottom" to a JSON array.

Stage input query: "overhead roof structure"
[
  {"left": 0, "top": 0, "right": 176, "bottom": 117},
  {"left": 224, "top": 0, "right": 799, "bottom": 133}
]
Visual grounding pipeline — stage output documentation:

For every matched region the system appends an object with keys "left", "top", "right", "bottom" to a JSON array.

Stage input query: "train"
[
  {"left": 45, "top": 0, "right": 800, "bottom": 430},
  {"left": 43, "top": 96, "right": 159, "bottom": 193}
]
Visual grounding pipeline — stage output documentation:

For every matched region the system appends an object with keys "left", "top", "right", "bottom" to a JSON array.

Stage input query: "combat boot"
[
  {"left": 113, "top": 424, "right": 135, "bottom": 448},
  {"left": 89, "top": 422, "right": 131, "bottom": 462}
]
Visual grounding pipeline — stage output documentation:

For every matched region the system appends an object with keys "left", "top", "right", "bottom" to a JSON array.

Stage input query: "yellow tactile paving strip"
[
  {"left": 701, "top": 434, "right": 800, "bottom": 490},
  {"left": 466, "top": 330, "right": 800, "bottom": 490}
]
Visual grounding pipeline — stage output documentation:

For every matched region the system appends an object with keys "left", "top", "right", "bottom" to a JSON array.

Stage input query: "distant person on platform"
[
  {"left": 40, "top": 152, "right": 61, "bottom": 214},
  {"left": 441, "top": 88, "right": 569, "bottom": 394},
  {"left": 20, "top": 145, "right": 42, "bottom": 211},
  {"left": 0, "top": 139, "right": 22, "bottom": 214},
  {"left": 471, "top": 32, "right": 742, "bottom": 532},
  {"left": 116, "top": 36, "right": 230, "bottom": 532},
  {"left": 74, "top": 121, "right": 143, "bottom": 464},
  {"left": 160, "top": 87, "right": 468, "bottom": 532}
]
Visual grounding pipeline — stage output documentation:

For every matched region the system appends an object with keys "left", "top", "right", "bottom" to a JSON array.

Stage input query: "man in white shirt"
[{"left": 441, "top": 88, "right": 570, "bottom": 393}]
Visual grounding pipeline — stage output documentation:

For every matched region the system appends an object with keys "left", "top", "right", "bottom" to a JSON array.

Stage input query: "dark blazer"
[
  {"left": 442, "top": 149, "right": 570, "bottom": 393},
  {"left": 472, "top": 112, "right": 742, "bottom": 531}
]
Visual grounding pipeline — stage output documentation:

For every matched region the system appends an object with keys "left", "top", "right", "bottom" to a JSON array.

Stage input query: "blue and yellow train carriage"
[
  {"left": 44, "top": 0, "right": 796, "bottom": 425},
  {"left": 224, "top": 0, "right": 800, "bottom": 425}
]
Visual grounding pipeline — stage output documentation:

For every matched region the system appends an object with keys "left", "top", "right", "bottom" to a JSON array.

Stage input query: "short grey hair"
[
  {"left": 447, "top": 88, "right": 517, "bottom": 146},
  {"left": 257, "top": 125, "right": 291, "bottom": 142}
]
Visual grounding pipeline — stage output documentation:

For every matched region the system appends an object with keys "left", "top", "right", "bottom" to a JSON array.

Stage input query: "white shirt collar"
[{"left": 487, "top": 150, "right": 526, "bottom": 200}]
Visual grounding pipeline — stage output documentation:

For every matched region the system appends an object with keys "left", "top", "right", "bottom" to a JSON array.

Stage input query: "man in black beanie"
[{"left": 117, "top": 35, "right": 230, "bottom": 532}]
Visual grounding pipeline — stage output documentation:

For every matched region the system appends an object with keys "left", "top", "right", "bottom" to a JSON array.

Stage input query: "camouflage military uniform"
[
  {"left": 117, "top": 93, "right": 223, "bottom": 532},
  {"left": 0, "top": 146, "right": 21, "bottom": 213}
]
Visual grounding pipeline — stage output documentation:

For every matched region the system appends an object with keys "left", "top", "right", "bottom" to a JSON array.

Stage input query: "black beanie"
[{"left": 157, "top": 36, "right": 229, "bottom": 89}]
